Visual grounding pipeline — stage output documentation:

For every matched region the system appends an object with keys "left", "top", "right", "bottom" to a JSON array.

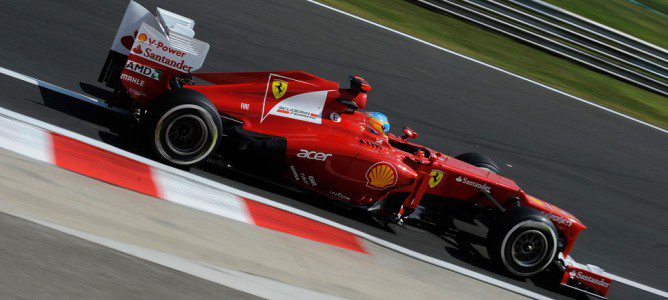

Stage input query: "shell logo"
[
  {"left": 365, "top": 162, "right": 397, "bottom": 189},
  {"left": 527, "top": 195, "right": 548, "bottom": 209},
  {"left": 137, "top": 33, "right": 148, "bottom": 42}
]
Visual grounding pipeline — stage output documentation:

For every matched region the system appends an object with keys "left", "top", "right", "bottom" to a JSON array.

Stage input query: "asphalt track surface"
[
  {"left": 0, "top": 0, "right": 665, "bottom": 299},
  {"left": 0, "top": 213, "right": 258, "bottom": 299}
]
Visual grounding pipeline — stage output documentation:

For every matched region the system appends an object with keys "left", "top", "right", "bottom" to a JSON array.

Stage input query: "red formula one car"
[{"left": 98, "top": 2, "right": 612, "bottom": 298}]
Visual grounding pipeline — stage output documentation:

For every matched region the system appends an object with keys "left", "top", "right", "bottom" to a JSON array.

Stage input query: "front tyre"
[
  {"left": 455, "top": 152, "right": 502, "bottom": 175},
  {"left": 146, "top": 89, "right": 222, "bottom": 167},
  {"left": 487, "top": 207, "right": 557, "bottom": 277}
]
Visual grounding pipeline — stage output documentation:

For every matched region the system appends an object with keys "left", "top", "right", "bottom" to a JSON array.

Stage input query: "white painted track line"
[
  {"left": 605, "top": 273, "right": 668, "bottom": 299},
  {"left": 305, "top": 0, "right": 667, "bottom": 134}
]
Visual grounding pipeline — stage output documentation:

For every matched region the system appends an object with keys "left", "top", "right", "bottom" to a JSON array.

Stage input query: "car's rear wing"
[{"left": 98, "top": 1, "right": 209, "bottom": 103}]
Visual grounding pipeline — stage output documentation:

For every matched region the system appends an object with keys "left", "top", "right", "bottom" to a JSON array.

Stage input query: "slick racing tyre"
[
  {"left": 487, "top": 207, "right": 558, "bottom": 277},
  {"left": 455, "top": 152, "right": 502, "bottom": 175},
  {"left": 145, "top": 89, "right": 222, "bottom": 168}
]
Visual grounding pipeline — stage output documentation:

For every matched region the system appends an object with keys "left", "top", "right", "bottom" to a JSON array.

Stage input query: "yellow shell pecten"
[{"left": 366, "top": 163, "right": 397, "bottom": 189}]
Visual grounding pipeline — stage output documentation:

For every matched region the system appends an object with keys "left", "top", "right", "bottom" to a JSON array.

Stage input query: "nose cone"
[{"left": 524, "top": 195, "right": 586, "bottom": 231}]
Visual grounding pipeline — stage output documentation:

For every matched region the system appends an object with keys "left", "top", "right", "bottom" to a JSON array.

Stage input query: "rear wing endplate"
[{"left": 98, "top": 1, "right": 209, "bottom": 91}]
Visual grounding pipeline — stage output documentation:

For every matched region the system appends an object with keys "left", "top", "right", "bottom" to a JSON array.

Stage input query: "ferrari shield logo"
[
  {"left": 429, "top": 170, "right": 444, "bottom": 188},
  {"left": 272, "top": 80, "right": 288, "bottom": 99}
]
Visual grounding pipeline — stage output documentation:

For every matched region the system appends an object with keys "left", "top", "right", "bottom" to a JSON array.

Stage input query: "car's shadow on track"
[
  {"left": 198, "top": 142, "right": 589, "bottom": 300},
  {"left": 38, "top": 84, "right": 137, "bottom": 153},
  {"left": 39, "top": 87, "right": 585, "bottom": 299},
  {"left": 199, "top": 162, "right": 396, "bottom": 233},
  {"left": 433, "top": 226, "right": 586, "bottom": 299},
  {"left": 79, "top": 82, "right": 116, "bottom": 103}
]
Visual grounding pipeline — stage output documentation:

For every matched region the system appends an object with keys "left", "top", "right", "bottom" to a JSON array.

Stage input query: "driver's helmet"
[{"left": 364, "top": 111, "right": 390, "bottom": 135}]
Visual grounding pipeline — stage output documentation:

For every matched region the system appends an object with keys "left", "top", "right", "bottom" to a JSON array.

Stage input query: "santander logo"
[
  {"left": 569, "top": 270, "right": 611, "bottom": 288},
  {"left": 455, "top": 176, "right": 491, "bottom": 193},
  {"left": 132, "top": 44, "right": 143, "bottom": 54}
]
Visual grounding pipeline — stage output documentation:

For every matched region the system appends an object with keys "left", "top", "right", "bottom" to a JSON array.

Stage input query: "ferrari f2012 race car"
[{"left": 98, "top": 2, "right": 613, "bottom": 298}]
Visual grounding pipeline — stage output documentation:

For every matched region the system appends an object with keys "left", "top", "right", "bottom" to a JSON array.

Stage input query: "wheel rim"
[
  {"left": 510, "top": 229, "right": 548, "bottom": 268},
  {"left": 165, "top": 114, "right": 208, "bottom": 156}
]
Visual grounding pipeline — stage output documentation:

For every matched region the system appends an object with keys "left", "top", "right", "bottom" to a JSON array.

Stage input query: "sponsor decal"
[
  {"left": 121, "top": 30, "right": 138, "bottom": 51},
  {"left": 297, "top": 149, "right": 332, "bottom": 161},
  {"left": 110, "top": 1, "right": 159, "bottom": 55},
  {"left": 555, "top": 206, "right": 576, "bottom": 219},
  {"left": 125, "top": 87, "right": 147, "bottom": 98},
  {"left": 366, "top": 162, "right": 397, "bottom": 190},
  {"left": 307, "top": 175, "right": 317, "bottom": 186},
  {"left": 455, "top": 176, "right": 491, "bottom": 193},
  {"left": 289, "top": 165, "right": 299, "bottom": 181},
  {"left": 132, "top": 29, "right": 194, "bottom": 72},
  {"left": 330, "top": 191, "right": 351, "bottom": 201},
  {"left": 300, "top": 172, "right": 308, "bottom": 184},
  {"left": 428, "top": 170, "right": 444, "bottom": 188},
  {"left": 276, "top": 106, "right": 319, "bottom": 120},
  {"left": 290, "top": 165, "right": 317, "bottom": 186},
  {"left": 299, "top": 173, "right": 316, "bottom": 186},
  {"left": 137, "top": 35, "right": 186, "bottom": 57},
  {"left": 330, "top": 112, "right": 341, "bottom": 123},
  {"left": 137, "top": 33, "right": 147, "bottom": 43},
  {"left": 120, "top": 73, "right": 145, "bottom": 87},
  {"left": 545, "top": 212, "right": 573, "bottom": 227},
  {"left": 261, "top": 74, "right": 328, "bottom": 124},
  {"left": 527, "top": 195, "right": 552, "bottom": 210},
  {"left": 124, "top": 60, "right": 162, "bottom": 81},
  {"left": 132, "top": 44, "right": 143, "bottom": 55},
  {"left": 569, "top": 270, "right": 611, "bottom": 288},
  {"left": 527, "top": 195, "right": 544, "bottom": 206},
  {"left": 272, "top": 80, "right": 288, "bottom": 99},
  {"left": 241, "top": 103, "right": 250, "bottom": 110},
  {"left": 140, "top": 46, "right": 193, "bottom": 72}
]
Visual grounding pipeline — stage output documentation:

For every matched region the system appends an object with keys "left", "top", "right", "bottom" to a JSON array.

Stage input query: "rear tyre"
[
  {"left": 145, "top": 89, "right": 222, "bottom": 168},
  {"left": 455, "top": 152, "right": 501, "bottom": 175},
  {"left": 487, "top": 207, "right": 557, "bottom": 277}
]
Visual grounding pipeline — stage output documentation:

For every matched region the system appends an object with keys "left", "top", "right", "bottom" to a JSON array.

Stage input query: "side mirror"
[
  {"left": 337, "top": 75, "right": 371, "bottom": 111},
  {"left": 402, "top": 126, "right": 418, "bottom": 140},
  {"left": 349, "top": 75, "right": 372, "bottom": 92}
]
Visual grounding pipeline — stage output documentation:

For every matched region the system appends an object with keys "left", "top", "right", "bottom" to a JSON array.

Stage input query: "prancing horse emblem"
[
  {"left": 272, "top": 80, "right": 288, "bottom": 99},
  {"left": 429, "top": 170, "right": 444, "bottom": 188}
]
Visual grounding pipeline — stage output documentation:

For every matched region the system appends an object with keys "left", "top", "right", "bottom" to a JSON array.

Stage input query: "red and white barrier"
[{"left": 0, "top": 111, "right": 366, "bottom": 253}]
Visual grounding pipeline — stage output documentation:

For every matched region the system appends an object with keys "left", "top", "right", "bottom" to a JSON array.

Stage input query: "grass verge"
[
  {"left": 542, "top": 0, "right": 668, "bottom": 49},
  {"left": 317, "top": 0, "right": 668, "bottom": 130}
]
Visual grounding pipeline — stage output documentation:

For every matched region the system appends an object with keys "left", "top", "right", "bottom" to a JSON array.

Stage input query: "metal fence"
[{"left": 413, "top": 0, "right": 668, "bottom": 96}]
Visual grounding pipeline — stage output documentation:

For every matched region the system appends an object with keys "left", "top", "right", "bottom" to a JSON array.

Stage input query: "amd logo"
[{"left": 297, "top": 149, "right": 332, "bottom": 161}]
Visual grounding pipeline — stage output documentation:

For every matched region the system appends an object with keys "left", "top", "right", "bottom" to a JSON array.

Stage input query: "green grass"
[
  {"left": 542, "top": 0, "right": 668, "bottom": 49},
  {"left": 317, "top": 0, "right": 668, "bottom": 129}
]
